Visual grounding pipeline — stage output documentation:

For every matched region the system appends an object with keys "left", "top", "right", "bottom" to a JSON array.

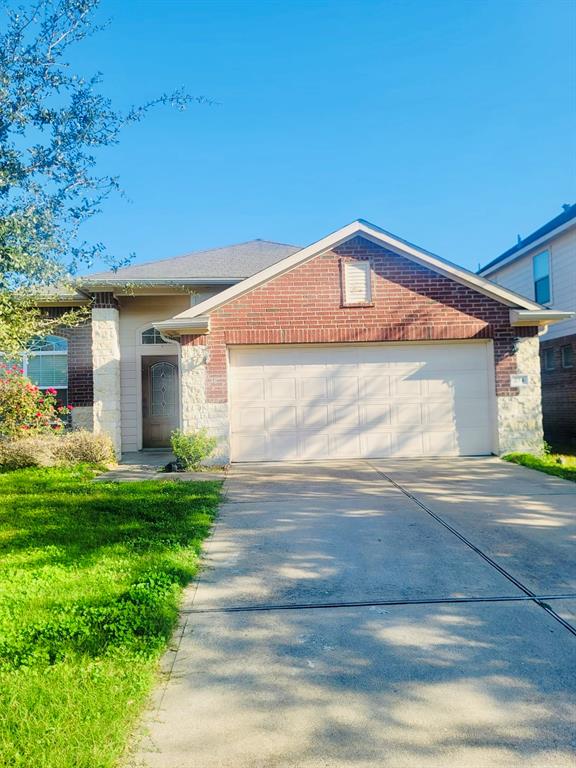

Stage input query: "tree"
[{"left": 0, "top": 0, "right": 205, "bottom": 354}]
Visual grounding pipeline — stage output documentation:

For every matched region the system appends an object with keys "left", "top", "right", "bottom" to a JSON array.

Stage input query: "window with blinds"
[{"left": 343, "top": 260, "right": 372, "bottom": 304}]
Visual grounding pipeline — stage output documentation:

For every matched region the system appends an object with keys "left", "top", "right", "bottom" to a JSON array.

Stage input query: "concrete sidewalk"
[{"left": 130, "top": 459, "right": 576, "bottom": 768}]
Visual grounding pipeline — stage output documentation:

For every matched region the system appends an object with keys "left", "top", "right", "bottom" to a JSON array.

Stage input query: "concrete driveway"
[{"left": 133, "top": 458, "right": 576, "bottom": 768}]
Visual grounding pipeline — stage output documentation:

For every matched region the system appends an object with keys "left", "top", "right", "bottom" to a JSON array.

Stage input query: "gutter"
[{"left": 79, "top": 277, "right": 243, "bottom": 289}]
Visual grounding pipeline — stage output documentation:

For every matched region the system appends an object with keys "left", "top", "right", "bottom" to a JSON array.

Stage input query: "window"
[
  {"left": 0, "top": 335, "right": 68, "bottom": 401},
  {"left": 142, "top": 327, "right": 167, "bottom": 344},
  {"left": 543, "top": 348, "right": 555, "bottom": 371},
  {"left": 26, "top": 335, "right": 68, "bottom": 390},
  {"left": 561, "top": 345, "right": 574, "bottom": 369},
  {"left": 533, "top": 251, "right": 551, "bottom": 304},
  {"left": 343, "top": 260, "right": 372, "bottom": 305}
]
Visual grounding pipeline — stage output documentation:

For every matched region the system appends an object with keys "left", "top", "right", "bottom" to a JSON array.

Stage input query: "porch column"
[{"left": 91, "top": 293, "right": 122, "bottom": 457}]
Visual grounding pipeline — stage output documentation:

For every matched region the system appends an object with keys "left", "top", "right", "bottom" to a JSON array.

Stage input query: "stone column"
[
  {"left": 180, "top": 338, "right": 230, "bottom": 464},
  {"left": 496, "top": 334, "right": 544, "bottom": 454},
  {"left": 91, "top": 294, "right": 122, "bottom": 457}
]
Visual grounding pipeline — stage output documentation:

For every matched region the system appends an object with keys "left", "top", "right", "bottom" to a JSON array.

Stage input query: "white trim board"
[{"left": 167, "top": 219, "right": 545, "bottom": 325}]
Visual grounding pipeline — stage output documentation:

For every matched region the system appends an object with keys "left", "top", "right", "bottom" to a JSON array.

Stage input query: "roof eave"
[
  {"left": 153, "top": 316, "right": 210, "bottom": 337},
  {"left": 510, "top": 309, "right": 574, "bottom": 327}
]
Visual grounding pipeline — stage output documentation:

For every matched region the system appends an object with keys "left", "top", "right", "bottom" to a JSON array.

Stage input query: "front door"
[{"left": 142, "top": 355, "right": 179, "bottom": 448}]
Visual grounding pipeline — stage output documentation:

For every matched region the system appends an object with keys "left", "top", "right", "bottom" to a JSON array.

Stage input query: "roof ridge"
[{"left": 89, "top": 238, "right": 301, "bottom": 277}]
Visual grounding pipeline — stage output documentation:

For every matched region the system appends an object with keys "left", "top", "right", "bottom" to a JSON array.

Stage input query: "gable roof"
[
  {"left": 82, "top": 239, "right": 301, "bottom": 284},
  {"left": 157, "top": 219, "right": 546, "bottom": 333},
  {"left": 478, "top": 204, "right": 576, "bottom": 275}
]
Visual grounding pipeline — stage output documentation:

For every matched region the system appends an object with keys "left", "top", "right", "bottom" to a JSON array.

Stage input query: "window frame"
[
  {"left": 561, "top": 345, "right": 574, "bottom": 369},
  {"left": 141, "top": 327, "right": 168, "bottom": 345},
  {"left": 533, "top": 250, "right": 551, "bottom": 305},
  {"left": 543, "top": 347, "right": 555, "bottom": 372},
  {"left": 341, "top": 259, "right": 373, "bottom": 307}
]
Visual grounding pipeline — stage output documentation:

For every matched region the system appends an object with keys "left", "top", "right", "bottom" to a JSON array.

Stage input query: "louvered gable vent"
[{"left": 344, "top": 260, "right": 371, "bottom": 304}]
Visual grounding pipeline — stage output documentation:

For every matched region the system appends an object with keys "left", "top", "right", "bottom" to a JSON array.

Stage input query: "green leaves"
[{"left": 0, "top": 0, "right": 207, "bottom": 349}]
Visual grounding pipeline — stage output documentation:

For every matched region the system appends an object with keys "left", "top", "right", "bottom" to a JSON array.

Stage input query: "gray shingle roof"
[
  {"left": 84, "top": 239, "right": 301, "bottom": 283},
  {"left": 478, "top": 204, "right": 576, "bottom": 274}
]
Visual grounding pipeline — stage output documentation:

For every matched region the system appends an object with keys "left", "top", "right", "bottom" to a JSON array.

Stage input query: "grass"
[
  {"left": 0, "top": 465, "right": 222, "bottom": 768},
  {"left": 503, "top": 451, "right": 576, "bottom": 483}
]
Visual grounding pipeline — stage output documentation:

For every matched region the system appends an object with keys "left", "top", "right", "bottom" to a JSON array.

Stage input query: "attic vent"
[{"left": 343, "top": 260, "right": 372, "bottom": 305}]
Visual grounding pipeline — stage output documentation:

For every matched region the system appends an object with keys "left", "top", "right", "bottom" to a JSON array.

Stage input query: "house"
[
  {"left": 478, "top": 205, "right": 576, "bottom": 447},
  {"left": 39, "top": 219, "right": 571, "bottom": 462}
]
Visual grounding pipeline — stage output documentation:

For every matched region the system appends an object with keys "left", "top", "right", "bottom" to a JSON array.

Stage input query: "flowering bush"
[{"left": 0, "top": 362, "right": 72, "bottom": 438}]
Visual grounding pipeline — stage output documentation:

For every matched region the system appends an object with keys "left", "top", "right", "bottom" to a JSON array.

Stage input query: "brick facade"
[
  {"left": 45, "top": 307, "right": 93, "bottom": 407},
  {"left": 182, "top": 236, "right": 539, "bottom": 405},
  {"left": 540, "top": 332, "right": 576, "bottom": 447}
]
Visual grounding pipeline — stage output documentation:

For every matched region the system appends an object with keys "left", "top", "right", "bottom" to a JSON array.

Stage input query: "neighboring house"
[
  {"left": 37, "top": 219, "right": 570, "bottom": 461},
  {"left": 478, "top": 205, "right": 576, "bottom": 447}
]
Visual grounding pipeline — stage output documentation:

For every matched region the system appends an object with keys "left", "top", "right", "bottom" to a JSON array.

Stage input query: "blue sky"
[{"left": 78, "top": 0, "right": 575, "bottom": 273}]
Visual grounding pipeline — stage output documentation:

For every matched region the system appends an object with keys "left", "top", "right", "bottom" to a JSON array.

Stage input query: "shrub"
[
  {"left": 170, "top": 429, "right": 217, "bottom": 470},
  {"left": 0, "top": 430, "right": 116, "bottom": 470},
  {"left": 0, "top": 435, "right": 59, "bottom": 469},
  {"left": 0, "top": 362, "right": 71, "bottom": 438},
  {"left": 56, "top": 430, "right": 116, "bottom": 466}
]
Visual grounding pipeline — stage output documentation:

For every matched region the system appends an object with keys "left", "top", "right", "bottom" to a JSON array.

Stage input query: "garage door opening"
[{"left": 229, "top": 342, "right": 495, "bottom": 462}]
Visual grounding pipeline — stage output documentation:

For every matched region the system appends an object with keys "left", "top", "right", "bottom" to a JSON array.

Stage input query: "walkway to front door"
[{"left": 132, "top": 458, "right": 576, "bottom": 768}]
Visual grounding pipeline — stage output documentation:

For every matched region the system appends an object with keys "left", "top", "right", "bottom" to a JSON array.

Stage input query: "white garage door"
[{"left": 229, "top": 343, "right": 494, "bottom": 461}]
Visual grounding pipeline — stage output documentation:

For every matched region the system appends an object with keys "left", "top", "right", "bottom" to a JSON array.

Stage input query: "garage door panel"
[
  {"left": 393, "top": 377, "right": 424, "bottom": 397},
  {"left": 231, "top": 432, "right": 267, "bottom": 461},
  {"left": 424, "top": 400, "right": 455, "bottom": 426},
  {"left": 297, "top": 378, "right": 328, "bottom": 402},
  {"left": 234, "top": 378, "right": 264, "bottom": 400},
  {"left": 329, "top": 377, "right": 360, "bottom": 399},
  {"left": 298, "top": 405, "right": 329, "bottom": 428},
  {"left": 423, "top": 431, "right": 459, "bottom": 455},
  {"left": 266, "top": 405, "right": 297, "bottom": 430},
  {"left": 231, "top": 406, "right": 266, "bottom": 430},
  {"left": 392, "top": 402, "right": 423, "bottom": 425},
  {"left": 393, "top": 431, "right": 425, "bottom": 456},
  {"left": 361, "top": 432, "right": 393, "bottom": 457},
  {"left": 330, "top": 433, "right": 361, "bottom": 458},
  {"left": 229, "top": 344, "right": 493, "bottom": 461},
  {"left": 300, "top": 433, "right": 330, "bottom": 459},
  {"left": 360, "top": 403, "right": 392, "bottom": 428},
  {"left": 266, "top": 378, "right": 296, "bottom": 401},
  {"left": 456, "top": 426, "right": 493, "bottom": 455},
  {"left": 360, "top": 376, "right": 391, "bottom": 399},
  {"left": 268, "top": 432, "right": 299, "bottom": 460},
  {"left": 329, "top": 402, "right": 360, "bottom": 427}
]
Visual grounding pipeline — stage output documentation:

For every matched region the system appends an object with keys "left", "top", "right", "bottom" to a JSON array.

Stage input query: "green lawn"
[
  {"left": 503, "top": 452, "right": 576, "bottom": 482},
  {"left": 0, "top": 466, "right": 222, "bottom": 768}
]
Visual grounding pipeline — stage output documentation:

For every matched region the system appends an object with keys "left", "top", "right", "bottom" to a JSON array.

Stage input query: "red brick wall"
[
  {"left": 540, "top": 333, "right": 576, "bottom": 446},
  {"left": 45, "top": 308, "right": 93, "bottom": 407},
  {"left": 180, "top": 236, "right": 539, "bottom": 403}
]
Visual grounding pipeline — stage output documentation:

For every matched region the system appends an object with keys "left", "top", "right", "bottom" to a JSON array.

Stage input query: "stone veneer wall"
[
  {"left": 495, "top": 335, "right": 544, "bottom": 454},
  {"left": 180, "top": 342, "right": 229, "bottom": 464},
  {"left": 91, "top": 297, "right": 121, "bottom": 456},
  {"left": 71, "top": 406, "right": 94, "bottom": 431}
]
